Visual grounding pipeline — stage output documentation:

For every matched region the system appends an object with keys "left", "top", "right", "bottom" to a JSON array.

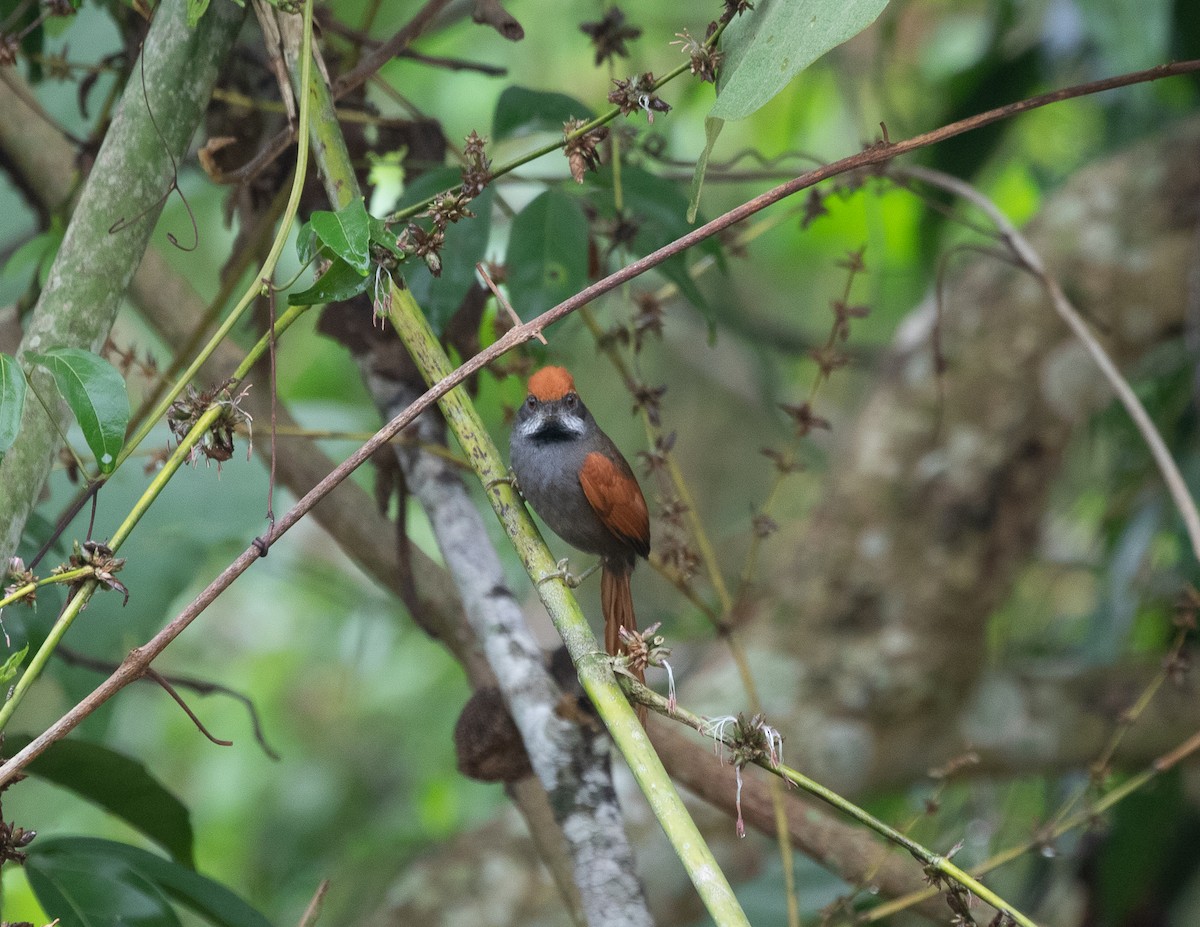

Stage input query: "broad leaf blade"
[
  {"left": 29, "top": 838, "right": 274, "bottom": 927},
  {"left": 26, "top": 347, "right": 129, "bottom": 473},
  {"left": 26, "top": 841, "right": 182, "bottom": 927},
  {"left": 710, "top": 0, "right": 890, "bottom": 122},
  {"left": 0, "top": 352, "right": 28, "bottom": 454},
  {"left": 493, "top": 86, "right": 594, "bottom": 141},
  {"left": 6, "top": 735, "right": 194, "bottom": 866},
  {"left": 187, "top": 0, "right": 212, "bottom": 27},
  {"left": 310, "top": 199, "right": 371, "bottom": 275},
  {"left": 592, "top": 164, "right": 720, "bottom": 316},
  {"left": 505, "top": 189, "right": 589, "bottom": 321}
]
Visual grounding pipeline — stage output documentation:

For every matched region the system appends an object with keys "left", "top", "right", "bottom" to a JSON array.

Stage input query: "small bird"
[{"left": 510, "top": 366, "right": 651, "bottom": 700}]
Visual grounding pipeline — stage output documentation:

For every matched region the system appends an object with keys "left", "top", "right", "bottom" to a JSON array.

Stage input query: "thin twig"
[
  {"left": 56, "top": 645, "right": 280, "bottom": 760},
  {"left": 144, "top": 668, "right": 233, "bottom": 748},
  {"left": 296, "top": 880, "right": 329, "bottom": 927},
  {"left": 477, "top": 262, "right": 545, "bottom": 344}
]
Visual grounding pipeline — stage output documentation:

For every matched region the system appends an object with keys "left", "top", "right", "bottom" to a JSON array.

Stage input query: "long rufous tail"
[{"left": 602, "top": 565, "right": 646, "bottom": 724}]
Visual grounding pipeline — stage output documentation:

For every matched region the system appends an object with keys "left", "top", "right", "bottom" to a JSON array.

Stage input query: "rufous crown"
[{"left": 527, "top": 366, "right": 576, "bottom": 401}]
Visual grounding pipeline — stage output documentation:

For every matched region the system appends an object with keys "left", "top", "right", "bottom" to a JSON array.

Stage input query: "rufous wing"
[{"left": 579, "top": 452, "right": 650, "bottom": 557}]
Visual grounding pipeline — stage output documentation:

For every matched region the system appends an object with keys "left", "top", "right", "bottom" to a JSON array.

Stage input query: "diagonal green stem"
[
  {"left": 385, "top": 281, "right": 751, "bottom": 927},
  {"left": 0, "top": 0, "right": 245, "bottom": 565},
  {"left": 627, "top": 684, "right": 1040, "bottom": 927},
  {"left": 0, "top": 304, "right": 309, "bottom": 733},
  {"left": 0, "top": 0, "right": 318, "bottom": 733},
  {"left": 385, "top": 22, "right": 727, "bottom": 224}
]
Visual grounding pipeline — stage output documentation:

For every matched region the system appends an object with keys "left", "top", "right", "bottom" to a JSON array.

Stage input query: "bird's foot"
[
  {"left": 536, "top": 559, "right": 599, "bottom": 588},
  {"left": 485, "top": 469, "right": 519, "bottom": 493}
]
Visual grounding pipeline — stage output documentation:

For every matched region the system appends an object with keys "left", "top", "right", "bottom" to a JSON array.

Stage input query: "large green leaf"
[
  {"left": 28, "top": 838, "right": 274, "bottom": 927},
  {"left": 26, "top": 843, "right": 182, "bottom": 927},
  {"left": 186, "top": 0, "right": 211, "bottom": 27},
  {"left": 692, "top": 0, "right": 889, "bottom": 214},
  {"left": 0, "top": 223, "right": 64, "bottom": 292},
  {"left": 710, "top": 0, "right": 890, "bottom": 122},
  {"left": 504, "top": 189, "right": 589, "bottom": 322},
  {"left": 26, "top": 347, "right": 129, "bottom": 474},
  {"left": 493, "top": 86, "right": 594, "bottom": 141},
  {"left": 309, "top": 199, "right": 372, "bottom": 275},
  {"left": 592, "top": 164, "right": 721, "bottom": 316},
  {"left": 0, "top": 352, "right": 28, "bottom": 455},
  {"left": 287, "top": 256, "right": 372, "bottom": 306},
  {"left": 6, "top": 735, "right": 194, "bottom": 866}
]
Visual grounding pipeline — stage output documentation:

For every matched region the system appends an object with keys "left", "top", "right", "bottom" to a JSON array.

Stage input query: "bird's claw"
[
  {"left": 537, "top": 560, "right": 600, "bottom": 588},
  {"left": 537, "top": 558, "right": 575, "bottom": 586},
  {"left": 485, "top": 468, "right": 520, "bottom": 493}
]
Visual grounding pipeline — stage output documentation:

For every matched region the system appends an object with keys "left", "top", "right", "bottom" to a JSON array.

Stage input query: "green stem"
[
  {"left": 0, "top": 567, "right": 92, "bottom": 610},
  {"left": 385, "top": 281, "right": 751, "bottom": 927},
  {"left": 0, "top": 0, "right": 245, "bottom": 564},
  {"left": 0, "top": 0, "right": 317, "bottom": 730},
  {"left": 630, "top": 687, "right": 1039, "bottom": 927},
  {"left": 384, "top": 22, "right": 724, "bottom": 224}
]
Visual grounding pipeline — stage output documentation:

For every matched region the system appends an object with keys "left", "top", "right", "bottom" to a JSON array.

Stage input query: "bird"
[{"left": 509, "top": 366, "right": 651, "bottom": 708}]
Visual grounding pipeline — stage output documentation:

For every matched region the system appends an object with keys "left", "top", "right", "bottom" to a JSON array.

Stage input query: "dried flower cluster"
[
  {"left": 721, "top": 0, "right": 754, "bottom": 21},
  {"left": 460, "top": 130, "right": 492, "bottom": 198},
  {"left": 3, "top": 558, "right": 35, "bottom": 607},
  {"left": 56, "top": 540, "right": 128, "bottom": 604},
  {"left": 702, "top": 713, "right": 783, "bottom": 837},
  {"left": 397, "top": 131, "right": 492, "bottom": 277},
  {"left": 563, "top": 118, "right": 609, "bottom": 183},
  {"left": 671, "top": 26, "right": 723, "bottom": 83},
  {"left": 615, "top": 621, "right": 671, "bottom": 681},
  {"left": 0, "top": 34, "right": 19, "bottom": 66},
  {"left": 166, "top": 379, "right": 253, "bottom": 467},
  {"left": 396, "top": 223, "right": 446, "bottom": 277},
  {"left": 608, "top": 73, "right": 671, "bottom": 123}
]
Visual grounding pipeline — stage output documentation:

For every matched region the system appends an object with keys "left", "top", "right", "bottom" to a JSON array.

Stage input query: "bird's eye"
[
  {"left": 564, "top": 393, "right": 577, "bottom": 408},
  {"left": 525, "top": 396, "right": 537, "bottom": 408}
]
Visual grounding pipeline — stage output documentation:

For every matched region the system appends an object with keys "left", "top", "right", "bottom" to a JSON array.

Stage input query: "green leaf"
[
  {"left": 294, "top": 221, "right": 318, "bottom": 264},
  {"left": 288, "top": 257, "right": 371, "bottom": 306},
  {"left": 26, "top": 348, "right": 129, "bottom": 474},
  {"left": 0, "top": 352, "right": 28, "bottom": 455},
  {"left": 0, "top": 223, "right": 64, "bottom": 292},
  {"left": 711, "top": 0, "right": 890, "bottom": 122},
  {"left": 186, "top": 0, "right": 211, "bottom": 28},
  {"left": 28, "top": 838, "right": 274, "bottom": 927},
  {"left": 368, "top": 215, "right": 402, "bottom": 259},
  {"left": 310, "top": 199, "right": 372, "bottom": 275},
  {"left": 0, "top": 645, "right": 28, "bottom": 685},
  {"left": 27, "top": 842, "right": 182, "bottom": 927},
  {"left": 591, "top": 164, "right": 721, "bottom": 315},
  {"left": 493, "top": 86, "right": 594, "bottom": 141},
  {"left": 504, "top": 189, "right": 589, "bottom": 322},
  {"left": 6, "top": 735, "right": 194, "bottom": 866}
]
